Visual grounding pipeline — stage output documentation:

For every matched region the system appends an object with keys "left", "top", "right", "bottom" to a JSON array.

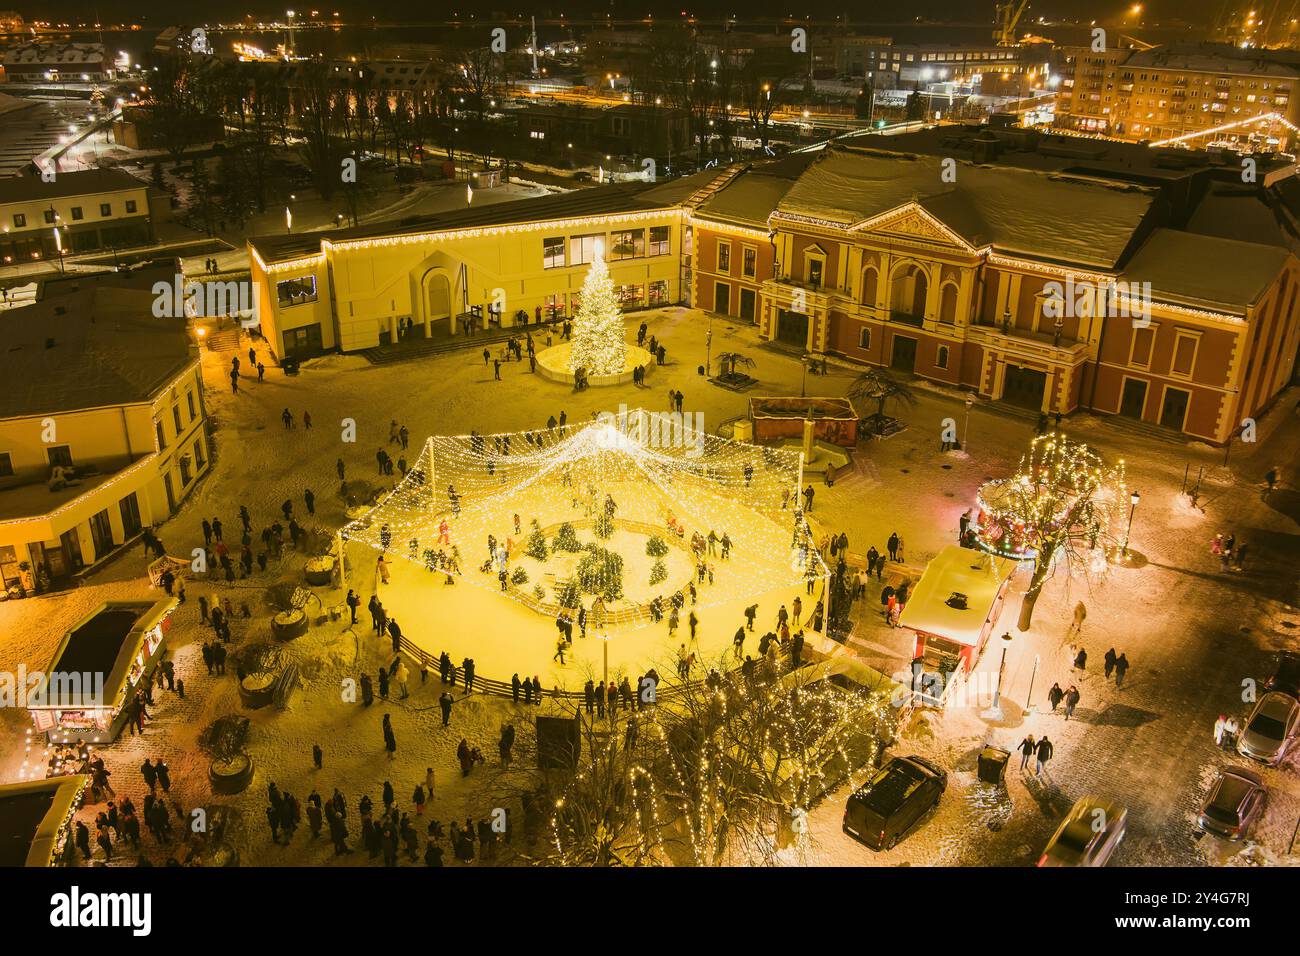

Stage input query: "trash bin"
[{"left": 977, "top": 746, "right": 1010, "bottom": 785}]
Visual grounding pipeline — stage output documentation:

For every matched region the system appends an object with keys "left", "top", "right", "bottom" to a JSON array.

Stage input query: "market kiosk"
[
  {"left": 29, "top": 598, "right": 177, "bottom": 744},
  {"left": 898, "top": 546, "right": 1018, "bottom": 705},
  {"left": 0, "top": 775, "right": 88, "bottom": 866}
]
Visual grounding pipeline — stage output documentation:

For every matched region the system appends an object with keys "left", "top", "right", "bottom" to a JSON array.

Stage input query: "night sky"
[{"left": 21, "top": 1, "right": 1223, "bottom": 28}]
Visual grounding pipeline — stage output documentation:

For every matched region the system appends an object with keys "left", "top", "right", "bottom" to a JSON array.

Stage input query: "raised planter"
[
  {"left": 304, "top": 556, "right": 335, "bottom": 587},
  {"left": 271, "top": 608, "right": 308, "bottom": 641},
  {"left": 238, "top": 672, "right": 276, "bottom": 709},
  {"left": 209, "top": 753, "right": 254, "bottom": 794}
]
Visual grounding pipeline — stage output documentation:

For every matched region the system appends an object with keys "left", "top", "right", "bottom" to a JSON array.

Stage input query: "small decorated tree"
[
  {"left": 553, "top": 522, "right": 582, "bottom": 553},
  {"left": 577, "top": 546, "right": 624, "bottom": 601},
  {"left": 524, "top": 524, "right": 549, "bottom": 561},
  {"left": 593, "top": 513, "right": 615, "bottom": 540},
  {"left": 511, "top": 566, "right": 529, "bottom": 586},
  {"left": 645, "top": 535, "right": 669, "bottom": 558},
  {"left": 649, "top": 558, "right": 668, "bottom": 585}
]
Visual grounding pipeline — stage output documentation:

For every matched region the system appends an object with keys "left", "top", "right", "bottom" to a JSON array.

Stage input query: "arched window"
[
  {"left": 939, "top": 282, "right": 959, "bottom": 324},
  {"left": 861, "top": 266, "right": 878, "bottom": 306}
]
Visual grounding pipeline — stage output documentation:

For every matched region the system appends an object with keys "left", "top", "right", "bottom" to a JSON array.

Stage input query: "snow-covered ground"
[{"left": 4, "top": 304, "right": 1299, "bottom": 867}]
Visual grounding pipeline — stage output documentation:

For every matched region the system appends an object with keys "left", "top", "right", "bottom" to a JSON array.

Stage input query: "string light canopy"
[{"left": 340, "top": 412, "right": 826, "bottom": 633}]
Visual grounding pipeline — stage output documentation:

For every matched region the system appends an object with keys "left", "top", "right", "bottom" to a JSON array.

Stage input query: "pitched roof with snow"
[
  {"left": 1122, "top": 229, "right": 1290, "bottom": 315},
  {"left": 774, "top": 146, "right": 1158, "bottom": 270},
  {"left": 0, "top": 268, "right": 196, "bottom": 420}
]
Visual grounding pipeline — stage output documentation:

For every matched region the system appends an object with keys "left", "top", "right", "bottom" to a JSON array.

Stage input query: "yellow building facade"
[{"left": 0, "top": 273, "right": 208, "bottom": 593}]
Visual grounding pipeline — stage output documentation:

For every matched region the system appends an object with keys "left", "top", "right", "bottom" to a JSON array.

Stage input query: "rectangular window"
[
  {"left": 46, "top": 445, "right": 73, "bottom": 467},
  {"left": 542, "top": 236, "right": 565, "bottom": 269},
  {"left": 648, "top": 280, "right": 669, "bottom": 307},
  {"left": 717, "top": 242, "right": 731, "bottom": 273},
  {"left": 70, "top": 207, "right": 83, "bottom": 221},
  {"left": 194, "top": 436, "right": 206, "bottom": 469},
  {"left": 0, "top": 451, "right": 11, "bottom": 476},
  {"left": 100, "top": 203, "right": 112, "bottom": 217},
  {"left": 1130, "top": 326, "right": 1155, "bottom": 368},
  {"left": 569, "top": 234, "right": 603, "bottom": 266},
  {"left": 43, "top": 210, "right": 55, "bottom": 225},
  {"left": 742, "top": 246, "right": 757, "bottom": 278},
  {"left": 276, "top": 275, "right": 318, "bottom": 307},
  {"left": 12, "top": 214, "right": 24, "bottom": 228},
  {"left": 858, "top": 327, "right": 872, "bottom": 350},
  {"left": 543, "top": 293, "right": 564, "bottom": 319},
  {"left": 187, "top": 391, "right": 197, "bottom": 421},
  {"left": 649, "top": 226, "right": 670, "bottom": 256},
  {"left": 609, "top": 229, "right": 645, "bottom": 260},
  {"left": 155, "top": 419, "right": 166, "bottom": 450},
  {"left": 171, "top": 405, "right": 182, "bottom": 434},
  {"left": 1171, "top": 332, "right": 1199, "bottom": 378},
  {"left": 125, "top": 200, "right": 137, "bottom": 214},
  {"left": 615, "top": 283, "right": 645, "bottom": 309}
]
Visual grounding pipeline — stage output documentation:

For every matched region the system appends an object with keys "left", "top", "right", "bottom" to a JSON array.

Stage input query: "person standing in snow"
[{"left": 382, "top": 713, "right": 397, "bottom": 758}]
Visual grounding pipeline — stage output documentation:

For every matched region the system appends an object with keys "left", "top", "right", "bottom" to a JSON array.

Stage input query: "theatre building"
[{"left": 690, "top": 135, "right": 1300, "bottom": 445}]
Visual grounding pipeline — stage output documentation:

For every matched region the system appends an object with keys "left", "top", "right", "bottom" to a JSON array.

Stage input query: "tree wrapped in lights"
[
  {"left": 524, "top": 522, "right": 549, "bottom": 561},
  {"left": 568, "top": 244, "right": 627, "bottom": 377},
  {"left": 976, "top": 432, "right": 1127, "bottom": 631},
  {"left": 518, "top": 655, "right": 896, "bottom": 867},
  {"left": 576, "top": 545, "right": 624, "bottom": 601}
]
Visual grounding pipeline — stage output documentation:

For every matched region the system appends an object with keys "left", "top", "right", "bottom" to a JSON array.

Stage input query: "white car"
[
  {"left": 1238, "top": 692, "right": 1300, "bottom": 766},
  {"left": 1038, "top": 797, "right": 1127, "bottom": 867}
]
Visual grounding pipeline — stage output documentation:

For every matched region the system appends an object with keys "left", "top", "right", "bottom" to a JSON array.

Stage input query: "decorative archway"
[
  {"left": 889, "top": 261, "right": 929, "bottom": 321},
  {"left": 938, "top": 281, "right": 960, "bottom": 324},
  {"left": 420, "top": 267, "right": 455, "bottom": 338},
  {"left": 860, "top": 266, "right": 879, "bottom": 307}
]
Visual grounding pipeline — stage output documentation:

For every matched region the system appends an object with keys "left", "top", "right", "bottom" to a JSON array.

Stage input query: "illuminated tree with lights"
[
  {"left": 520, "top": 657, "right": 895, "bottom": 867},
  {"left": 569, "top": 245, "right": 627, "bottom": 377},
  {"left": 976, "top": 433, "right": 1128, "bottom": 631}
]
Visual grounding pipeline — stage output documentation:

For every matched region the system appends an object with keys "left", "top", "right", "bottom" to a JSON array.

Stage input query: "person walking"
[
  {"left": 1034, "top": 736, "right": 1054, "bottom": 777},
  {"left": 439, "top": 691, "right": 453, "bottom": 727},
  {"left": 1018, "top": 734, "right": 1036, "bottom": 771},
  {"left": 1114, "top": 653, "right": 1130, "bottom": 688},
  {"left": 1047, "top": 682, "right": 1064, "bottom": 713},
  {"left": 1103, "top": 647, "right": 1117, "bottom": 680},
  {"left": 1063, "top": 685, "right": 1081, "bottom": 720}
]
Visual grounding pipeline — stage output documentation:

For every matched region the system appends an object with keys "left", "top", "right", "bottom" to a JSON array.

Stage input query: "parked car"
[
  {"left": 1197, "top": 768, "right": 1266, "bottom": 840},
  {"left": 842, "top": 754, "right": 946, "bottom": 851},
  {"left": 1264, "top": 651, "right": 1300, "bottom": 698},
  {"left": 1038, "top": 797, "right": 1128, "bottom": 867},
  {"left": 1238, "top": 691, "right": 1300, "bottom": 766}
]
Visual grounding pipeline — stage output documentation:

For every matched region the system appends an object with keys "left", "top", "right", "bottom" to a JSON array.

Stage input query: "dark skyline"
[{"left": 17, "top": 1, "right": 1221, "bottom": 28}]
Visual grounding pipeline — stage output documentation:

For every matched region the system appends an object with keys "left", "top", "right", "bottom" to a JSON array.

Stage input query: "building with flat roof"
[
  {"left": 0, "top": 266, "right": 208, "bottom": 594},
  {"left": 1054, "top": 43, "right": 1300, "bottom": 148}
]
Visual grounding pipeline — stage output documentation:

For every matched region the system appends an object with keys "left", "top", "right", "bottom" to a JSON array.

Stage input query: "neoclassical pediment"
[{"left": 849, "top": 202, "right": 975, "bottom": 252}]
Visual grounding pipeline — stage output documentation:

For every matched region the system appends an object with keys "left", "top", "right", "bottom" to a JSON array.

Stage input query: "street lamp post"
[
  {"left": 800, "top": 355, "right": 808, "bottom": 398},
  {"left": 962, "top": 397, "right": 973, "bottom": 451},
  {"left": 1122, "top": 491, "right": 1140, "bottom": 557},
  {"left": 989, "top": 631, "right": 1013, "bottom": 717}
]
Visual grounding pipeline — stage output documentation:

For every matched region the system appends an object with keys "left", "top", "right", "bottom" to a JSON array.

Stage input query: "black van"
[{"left": 842, "top": 755, "right": 946, "bottom": 851}]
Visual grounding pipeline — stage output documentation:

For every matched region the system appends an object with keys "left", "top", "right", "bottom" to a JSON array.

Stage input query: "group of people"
[
  {"left": 1017, "top": 734, "right": 1055, "bottom": 777},
  {"left": 1210, "top": 532, "right": 1249, "bottom": 572}
]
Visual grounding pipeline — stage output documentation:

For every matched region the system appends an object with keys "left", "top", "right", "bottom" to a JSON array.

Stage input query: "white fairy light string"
[{"left": 340, "top": 413, "right": 827, "bottom": 633}]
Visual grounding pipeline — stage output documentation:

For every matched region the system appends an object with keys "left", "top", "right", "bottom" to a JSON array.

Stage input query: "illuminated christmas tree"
[{"left": 569, "top": 243, "right": 627, "bottom": 376}]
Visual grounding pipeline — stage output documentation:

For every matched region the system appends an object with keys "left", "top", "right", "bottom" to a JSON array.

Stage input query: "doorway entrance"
[
  {"left": 890, "top": 334, "right": 918, "bottom": 373},
  {"left": 739, "top": 287, "right": 756, "bottom": 322},
  {"left": 776, "top": 309, "right": 809, "bottom": 347},
  {"left": 714, "top": 282, "right": 730, "bottom": 316},
  {"left": 1159, "top": 386, "right": 1190, "bottom": 430},
  {"left": 1119, "top": 378, "right": 1148, "bottom": 420},
  {"left": 1001, "top": 364, "right": 1047, "bottom": 411}
]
